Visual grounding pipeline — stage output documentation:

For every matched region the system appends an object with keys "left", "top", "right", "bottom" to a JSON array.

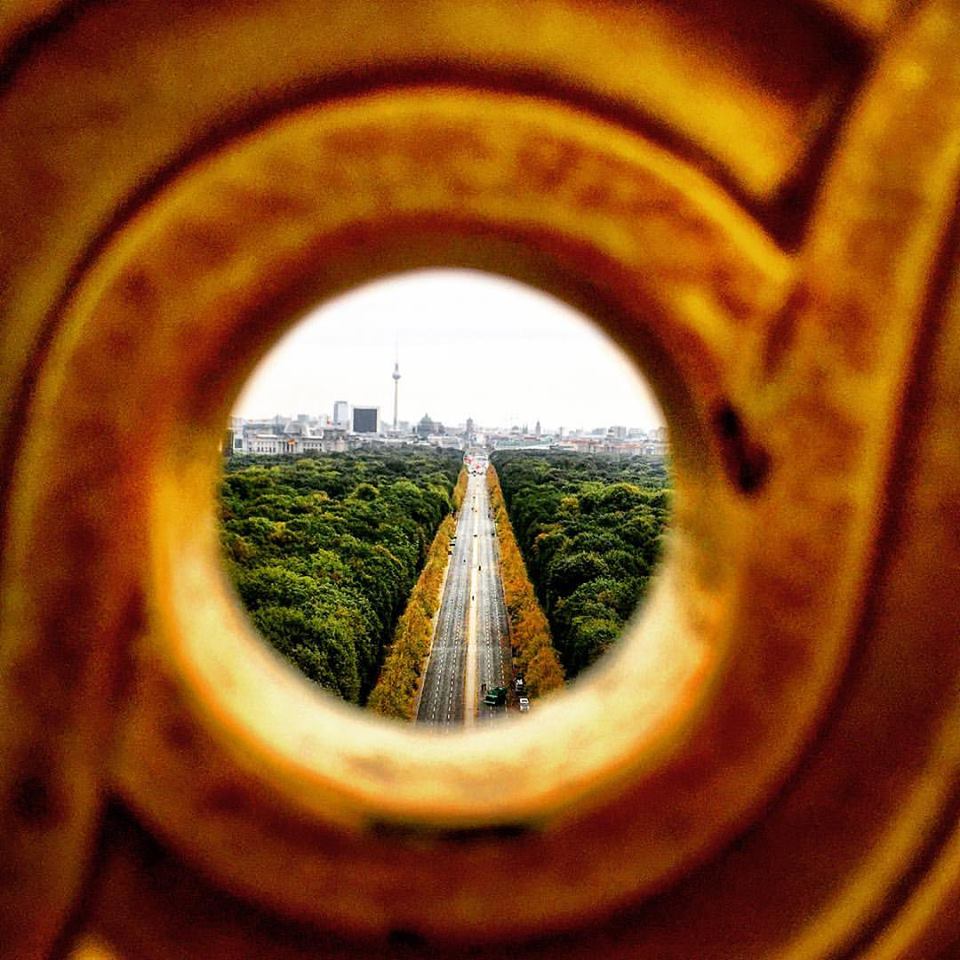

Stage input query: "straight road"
[
  {"left": 473, "top": 467, "right": 511, "bottom": 725},
  {"left": 415, "top": 461, "right": 511, "bottom": 727}
]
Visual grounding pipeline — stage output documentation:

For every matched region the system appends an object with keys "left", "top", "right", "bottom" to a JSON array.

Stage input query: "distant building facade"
[
  {"left": 417, "top": 413, "right": 445, "bottom": 438},
  {"left": 352, "top": 406, "right": 379, "bottom": 434},
  {"left": 229, "top": 411, "right": 668, "bottom": 459},
  {"left": 230, "top": 414, "right": 350, "bottom": 456}
]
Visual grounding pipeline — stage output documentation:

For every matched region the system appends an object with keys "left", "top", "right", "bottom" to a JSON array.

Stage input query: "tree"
[
  {"left": 490, "top": 449, "right": 671, "bottom": 679},
  {"left": 219, "top": 449, "right": 462, "bottom": 705}
]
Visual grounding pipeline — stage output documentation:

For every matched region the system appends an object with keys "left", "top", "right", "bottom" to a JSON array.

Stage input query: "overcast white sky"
[{"left": 232, "top": 269, "right": 664, "bottom": 432}]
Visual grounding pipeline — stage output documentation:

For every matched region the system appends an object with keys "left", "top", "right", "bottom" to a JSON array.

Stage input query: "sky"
[{"left": 232, "top": 268, "right": 664, "bottom": 433}]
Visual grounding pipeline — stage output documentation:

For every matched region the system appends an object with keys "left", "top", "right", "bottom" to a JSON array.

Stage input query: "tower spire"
[{"left": 392, "top": 345, "right": 401, "bottom": 431}]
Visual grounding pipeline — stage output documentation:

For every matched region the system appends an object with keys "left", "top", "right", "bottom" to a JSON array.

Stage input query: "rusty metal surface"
[{"left": 1, "top": 1, "right": 959, "bottom": 958}]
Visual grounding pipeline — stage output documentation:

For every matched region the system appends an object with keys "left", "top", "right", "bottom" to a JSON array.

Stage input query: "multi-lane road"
[{"left": 415, "top": 463, "right": 512, "bottom": 728}]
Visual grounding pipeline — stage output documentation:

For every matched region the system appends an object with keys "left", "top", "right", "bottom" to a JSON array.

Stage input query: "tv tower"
[{"left": 392, "top": 355, "right": 401, "bottom": 430}]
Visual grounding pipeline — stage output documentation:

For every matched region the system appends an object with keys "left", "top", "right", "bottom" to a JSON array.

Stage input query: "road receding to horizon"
[{"left": 415, "top": 463, "right": 512, "bottom": 728}]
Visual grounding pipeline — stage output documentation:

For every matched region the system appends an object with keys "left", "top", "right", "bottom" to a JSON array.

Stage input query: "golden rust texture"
[{"left": 1, "top": 0, "right": 959, "bottom": 958}]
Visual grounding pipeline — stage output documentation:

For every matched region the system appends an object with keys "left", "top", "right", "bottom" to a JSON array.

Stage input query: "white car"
[{"left": 518, "top": 697, "right": 530, "bottom": 713}]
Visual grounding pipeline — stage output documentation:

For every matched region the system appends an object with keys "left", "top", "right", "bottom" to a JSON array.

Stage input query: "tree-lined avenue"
[{"left": 416, "top": 460, "right": 511, "bottom": 726}]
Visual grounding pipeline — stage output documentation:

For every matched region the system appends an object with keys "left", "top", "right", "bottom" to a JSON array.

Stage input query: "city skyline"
[{"left": 231, "top": 269, "right": 665, "bottom": 432}]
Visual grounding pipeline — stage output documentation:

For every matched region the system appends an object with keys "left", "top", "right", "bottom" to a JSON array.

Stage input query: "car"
[{"left": 518, "top": 697, "right": 530, "bottom": 713}]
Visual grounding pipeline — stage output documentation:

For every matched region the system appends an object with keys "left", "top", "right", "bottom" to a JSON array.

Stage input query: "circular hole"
[
  {"left": 142, "top": 154, "right": 719, "bottom": 850},
  {"left": 218, "top": 267, "right": 671, "bottom": 727}
]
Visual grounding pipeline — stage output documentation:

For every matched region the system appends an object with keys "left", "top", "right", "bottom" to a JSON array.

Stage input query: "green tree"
[
  {"left": 219, "top": 448, "right": 461, "bottom": 704},
  {"left": 491, "top": 449, "right": 671, "bottom": 678}
]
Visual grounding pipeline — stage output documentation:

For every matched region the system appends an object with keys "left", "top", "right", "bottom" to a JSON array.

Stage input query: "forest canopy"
[
  {"left": 491, "top": 451, "right": 671, "bottom": 677},
  {"left": 219, "top": 450, "right": 460, "bottom": 703}
]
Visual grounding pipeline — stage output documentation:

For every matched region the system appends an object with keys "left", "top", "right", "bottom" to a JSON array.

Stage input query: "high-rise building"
[
  {"left": 333, "top": 400, "right": 349, "bottom": 426},
  {"left": 352, "top": 406, "right": 379, "bottom": 434}
]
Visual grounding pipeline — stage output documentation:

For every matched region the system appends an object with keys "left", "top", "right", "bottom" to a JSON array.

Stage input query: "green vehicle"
[{"left": 483, "top": 686, "right": 507, "bottom": 707}]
